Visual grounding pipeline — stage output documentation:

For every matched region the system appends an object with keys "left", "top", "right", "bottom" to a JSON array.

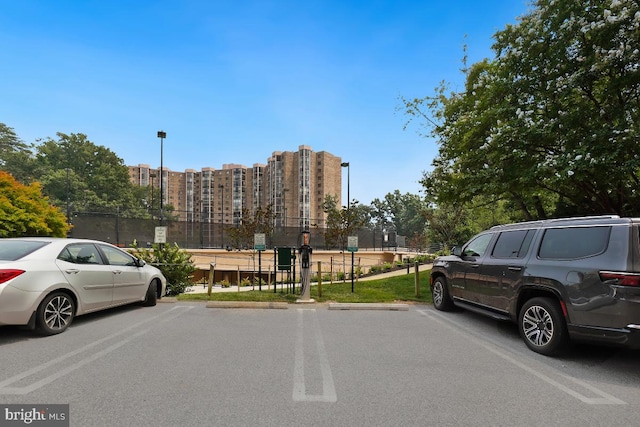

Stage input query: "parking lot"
[{"left": 1, "top": 302, "right": 640, "bottom": 426}]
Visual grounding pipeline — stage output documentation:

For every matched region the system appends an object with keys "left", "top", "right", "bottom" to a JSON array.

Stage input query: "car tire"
[
  {"left": 432, "top": 276, "right": 454, "bottom": 311},
  {"left": 36, "top": 292, "right": 75, "bottom": 335},
  {"left": 142, "top": 282, "right": 158, "bottom": 307},
  {"left": 518, "top": 297, "right": 568, "bottom": 356}
]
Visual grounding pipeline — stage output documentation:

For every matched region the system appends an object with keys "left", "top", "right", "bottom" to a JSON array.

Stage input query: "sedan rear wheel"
[
  {"left": 518, "top": 297, "right": 568, "bottom": 356},
  {"left": 37, "top": 292, "right": 76, "bottom": 335}
]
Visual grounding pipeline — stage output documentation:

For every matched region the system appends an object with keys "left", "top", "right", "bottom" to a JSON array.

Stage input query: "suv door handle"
[
  {"left": 471, "top": 264, "right": 480, "bottom": 268},
  {"left": 508, "top": 266, "right": 522, "bottom": 271}
]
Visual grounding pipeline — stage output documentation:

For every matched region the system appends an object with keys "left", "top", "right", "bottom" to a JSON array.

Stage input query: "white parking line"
[
  {"left": 0, "top": 306, "right": 193, "bottom": 395},
  {"left": 417, "top": 308, "right": 626, "bottom": 405},
  {"left": 293, "top": 308, "right": 337, "bottom": 403}
]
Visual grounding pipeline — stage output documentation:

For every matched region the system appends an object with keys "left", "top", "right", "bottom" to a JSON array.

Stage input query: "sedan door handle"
[
  {"left": 112, "top": 270, "right": 123, "bottom": 275},
  {"left": 470, "top": 264, "right": 480, "bottom": 268},
  {"left": 65, "top": 269, "right": 80, "bottom": 274},
  {"left": 508, "top": 266, "right": 522, "bottom": 271}
]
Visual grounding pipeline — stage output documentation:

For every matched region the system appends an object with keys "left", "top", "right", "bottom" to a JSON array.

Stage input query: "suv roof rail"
[
  {"left": 546, "top": 215, "right": 620, "bottom": 223},
  {"left": 489, "top": 215, "right": 622, "bottom": 230},
  {"left": 490, "top": 220, "right": 543, "bottom": 230}
]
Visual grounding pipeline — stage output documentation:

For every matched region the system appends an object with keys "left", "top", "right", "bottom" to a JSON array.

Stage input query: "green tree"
[
  {"left": 227, "top": 205, "right": 276, "bottom": 249},
  {"left": 322, "top": 195, "right": 367, "bottom": 249},
  {"left": 404, "top": 0, "right": 640, "bottom": 219},
  {"left": 0, "top": 123, "right": 37, "bottom": 183},
  {"left": 33, "top": 132, "right": 150, "bottom": 217},
  {"left": 0, "top": 171, "right": 69, "bottom": 237},
  {"left": 370, "top": 190, "right": 427, "bottom": 237}
]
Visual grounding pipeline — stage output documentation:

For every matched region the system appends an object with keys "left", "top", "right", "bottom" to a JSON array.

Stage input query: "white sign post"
[{"left": 154, "top": 226, "right": 167, "bottom": 244}]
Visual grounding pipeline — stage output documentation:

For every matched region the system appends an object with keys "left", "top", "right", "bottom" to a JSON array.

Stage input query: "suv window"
[
  {"left": 538, "top": 226, "right": 610, "bottom": 259},
  {"left": 462, "top": 233, "right": 493, "bottom": 257},
  {"left": 492, "top": 229, "right": 535, "bottom": 259}
]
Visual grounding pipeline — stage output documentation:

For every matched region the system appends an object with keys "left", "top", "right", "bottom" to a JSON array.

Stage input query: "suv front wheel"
[
  {"left": 518, "top": 297, "right": 568, "bottom": 356},
  {"left": 432, "top": 276, "right": 454, "bottom": 311}
]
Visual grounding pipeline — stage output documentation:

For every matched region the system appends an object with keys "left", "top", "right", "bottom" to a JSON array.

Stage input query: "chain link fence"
[{"left": 69, "top": 212, "right": 402, "bottom": 250}]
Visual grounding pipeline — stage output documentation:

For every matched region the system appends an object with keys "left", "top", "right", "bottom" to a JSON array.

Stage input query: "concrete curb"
[
  {"left": 206, "top": 301, "right": 289, "bottom": 309},
  {"left": 328, "top": 303, "right": 409, "bottom": 311}
]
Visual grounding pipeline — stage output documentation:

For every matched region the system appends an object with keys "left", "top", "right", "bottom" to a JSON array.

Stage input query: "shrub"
[
  {"left": 219, "top": 279, "right": 231, "bottom": 288},
  {"left": 240, "top": 277, "right": 252, "bottom": 287},
  {"left": 382, "top": 262, "right": 393, "bottom": 271},
  {"left": 369, "top": 265, "right": 380, "bottom": 274},
  {"left": 130, "top": 241, "right": 196, "bottom": 296}
]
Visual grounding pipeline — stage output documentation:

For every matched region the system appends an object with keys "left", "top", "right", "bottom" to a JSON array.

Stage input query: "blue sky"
[{"left": 0, "top": 0, "right": 529, "bottom": 205}]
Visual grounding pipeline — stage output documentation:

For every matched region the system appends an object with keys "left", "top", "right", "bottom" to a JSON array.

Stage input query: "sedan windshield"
[{"left": 0, "top": 240, "right": 50, "bottom": 261}]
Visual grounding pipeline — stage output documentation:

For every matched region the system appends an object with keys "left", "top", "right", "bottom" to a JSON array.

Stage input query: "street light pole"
[
  {"left": 341, "top": 162, "right": 350, "bottom": 210},
  {"left": 157, "top": 131, "right": 166, "bottom": 224},
  {"left": 219, "top": 184, "right": 225, "bottom": 248},
  {"left": 341, "top": 161, "right": 353, "bottom": 292}
]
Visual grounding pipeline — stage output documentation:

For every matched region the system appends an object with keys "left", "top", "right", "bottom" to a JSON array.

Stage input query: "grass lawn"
[{"left": 177, "top": 270, "right": 433, "bottom": 304}]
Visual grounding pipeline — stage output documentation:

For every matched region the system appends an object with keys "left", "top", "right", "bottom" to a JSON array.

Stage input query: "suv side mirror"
[{"left": 452, "top": 246, "right": 462, "bottom": 257}]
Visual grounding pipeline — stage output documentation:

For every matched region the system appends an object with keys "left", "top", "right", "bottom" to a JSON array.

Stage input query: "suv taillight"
[
  {"left": 599, "top": 271, "right": 640, "bottom": 287},
  {"left": 0, "top": 269, "right": 25, "bottom": 284}
]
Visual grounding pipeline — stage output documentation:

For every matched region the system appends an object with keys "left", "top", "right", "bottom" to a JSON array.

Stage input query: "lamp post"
[
  {"left": 65, "top": 168, "right": 71, "bottom": 225},
  {"left": 149, "top": 173, "right": 156, "bottom": 214},
  {"left": 157, "top": 131, "right": 166, "bottom": 223},
  {"left": 219, "top": 184, "right": 225, "bottom": 248},
  {"left": 341, "top": 162, "right": 350, "bottom": 210},
  {"left": 341, "top": 161, "right": 353, "bottom": 291}
]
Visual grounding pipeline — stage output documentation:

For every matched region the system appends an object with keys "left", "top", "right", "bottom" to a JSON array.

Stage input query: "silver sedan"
[{"left": 0, "top": 237, "right": 166, "bottom": 335}]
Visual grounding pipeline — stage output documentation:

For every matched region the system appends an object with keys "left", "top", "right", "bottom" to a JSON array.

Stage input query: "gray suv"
[{"left": 430, "top": 215, "right": 640, "bottom": 356}]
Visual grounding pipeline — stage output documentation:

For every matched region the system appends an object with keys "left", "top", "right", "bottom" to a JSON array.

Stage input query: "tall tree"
[
  {"left": 0, "top": 171, "right": 69, "bottom": 237},
  {"left": 370, "top": 190, "right": 427, "bottom": 237},
  {"left": 34, "top": 132, "right": 148, "bottom": 217},
  {"left": 405, "top": 0, "right": 640, "bottom": 218},
  {"left": 0, "top": 123, "right": 37, "bottom": 183},
  {"left": 322, "top": 195, "right": 368, "bottom": 249}
]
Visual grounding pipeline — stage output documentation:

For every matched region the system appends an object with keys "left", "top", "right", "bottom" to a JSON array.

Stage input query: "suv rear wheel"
[{"left": 518, "top": 297, "right": 568, "bottom": 356}]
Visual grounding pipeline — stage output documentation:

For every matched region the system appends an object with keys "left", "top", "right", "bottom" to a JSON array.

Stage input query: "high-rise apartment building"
[{"left": 128, "top": 145, "right": 343, "bottom": 228}]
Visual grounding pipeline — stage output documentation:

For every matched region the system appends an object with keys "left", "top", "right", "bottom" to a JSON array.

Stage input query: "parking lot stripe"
[
  {"left": 292, "top": 308, "right": 337, "bottom": 403},
  {"left": 0, "top": 306, "right": 193, "bottom": 395},
  {"left": 417, "top": 309, "right": 627, "bottom": 405}
]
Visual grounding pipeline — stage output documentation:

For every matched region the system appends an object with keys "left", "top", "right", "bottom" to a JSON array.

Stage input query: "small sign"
[
  {"left": 154, "top": 226, "right": 167, "bottom": 244},
  {"left": 347, "top": 236, "right": 359, "bottom": 252},
  {"left": 254, "top": 233, "right": 266, "bottom": 251},
  {"left": 277, "top": 248, "right": 292, "bottom": 271}
]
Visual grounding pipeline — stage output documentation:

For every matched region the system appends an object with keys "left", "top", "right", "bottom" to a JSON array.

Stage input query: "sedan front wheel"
[{"left": 36, "top": 292, "right": 76, "bottom": 335}]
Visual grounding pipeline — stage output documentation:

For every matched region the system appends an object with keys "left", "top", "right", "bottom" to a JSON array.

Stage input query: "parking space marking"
[
  {"left": 0, "top": 306, "right": 193, "bottom": 395},
  {"left": 417, "top": 308, "right": 626, "bottom": 405},
  {"left": 293, "top": 308, "right": 337, "bottom": 403}
]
